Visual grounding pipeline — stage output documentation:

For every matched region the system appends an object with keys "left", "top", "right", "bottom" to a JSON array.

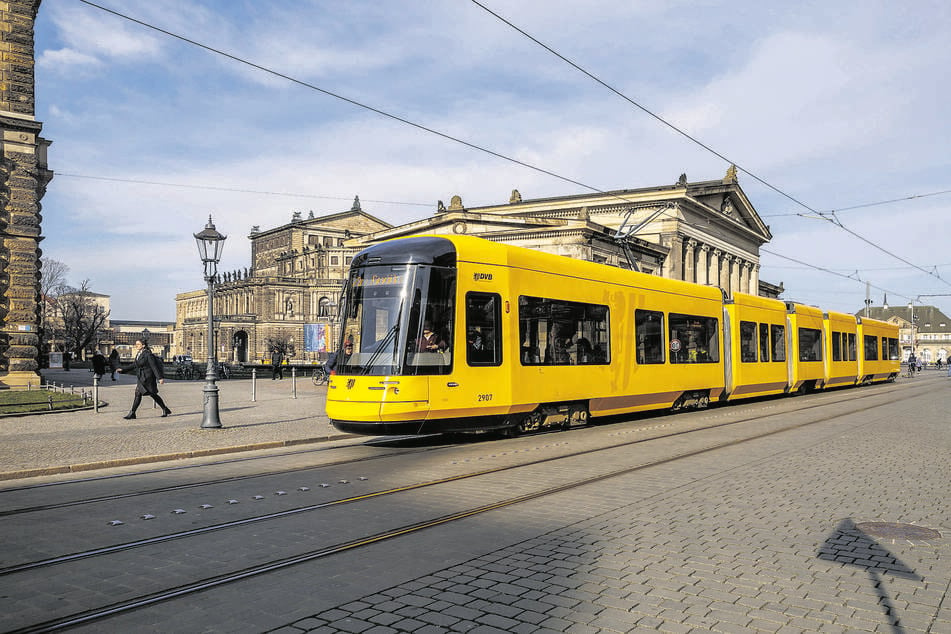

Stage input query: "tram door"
[{"left": 439, "top": 292, "right": 508, "bottom": 416}]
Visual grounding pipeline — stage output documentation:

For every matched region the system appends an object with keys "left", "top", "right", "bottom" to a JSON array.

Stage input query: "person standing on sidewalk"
[
  {"left": 91, "top": 350, "right": 107, "bottom": 381},
  {"left": 116, "top": 339, "right": 171, "bottom": 419},
  {"left": 271, "top": 347, "right": 284, "bottom": 380},
  {"left": 108, "top": 348, "right": 120, "bottom": 381}
]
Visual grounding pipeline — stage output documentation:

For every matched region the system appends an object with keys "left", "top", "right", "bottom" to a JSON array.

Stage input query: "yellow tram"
[{"left": 326, "top": 235, "right": 899, "bottom": 435}]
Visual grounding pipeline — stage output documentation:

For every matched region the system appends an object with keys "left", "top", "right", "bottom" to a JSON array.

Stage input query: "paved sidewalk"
[{"left": 0, "top": 369, "right": 349, "bottom": 480}]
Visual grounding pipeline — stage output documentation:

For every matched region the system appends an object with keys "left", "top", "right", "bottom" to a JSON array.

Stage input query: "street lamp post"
[{"left": 194, "top": 215, "right": 227, "bottom": 429}]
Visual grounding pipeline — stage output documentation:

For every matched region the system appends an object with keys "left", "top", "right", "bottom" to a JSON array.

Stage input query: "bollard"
[
  {"left": 292, "top": 367, "right": 297, "bottom": 399},
  {"left": 48, "top": 394, "right": 53, "bottom": 411},
  {"left": 251, "top": 368, "right": 257, "bottom": 402},
  {"left": 93, "top": 375, "right": 100, "bottom": 413}
]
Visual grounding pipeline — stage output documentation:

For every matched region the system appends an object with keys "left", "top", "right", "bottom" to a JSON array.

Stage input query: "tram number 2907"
[{"left": 477, "top": 393, "right": 493, "bottom": 402}]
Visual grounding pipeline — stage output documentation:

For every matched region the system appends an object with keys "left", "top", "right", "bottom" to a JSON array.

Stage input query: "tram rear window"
[
  {"left": 886, "top": 337, "right": 899, "bottom": 360},
  {"left": 669, "top": 313, "right": 719, "bottom": 364},
  {"left": 798, "top": 328, "right": 822, "bottom": 362},
  {"left": 771, "top": 324, "right": 786, "bottom": 362},
  {"left": 519, "top": 296, "right": 610, "bottom": 366},
  {"left": 740, "top": 321, "right": 757, "bottom": 362},
  {"left": 864, "top": 335, "right": 879, "bottom": 361}
]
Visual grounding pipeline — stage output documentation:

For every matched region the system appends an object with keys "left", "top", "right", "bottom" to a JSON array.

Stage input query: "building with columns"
[
  {"left": 0, "top": 0, "right": 53, "bottom": 387},
  {"left": 174, "top": 200, "right": 391, "bottom": 364},
  {"left": 354, "top": 167, "right": 781, "bottom": 298}
]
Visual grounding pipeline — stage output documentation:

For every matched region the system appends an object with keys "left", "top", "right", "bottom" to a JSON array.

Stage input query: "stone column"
[
  {"left": 720, "top": 253, "right": 732, "bottom": 293},
  {"left": 710, "top": 249, "right": 722, "bottom": 287},
  {"left": 684, "top": 239, "right": 697, "bottom": 284},
  {"left": 1, "top": 0, "right": 52, "bottom": 387},
  {"left": 750, "top": 264, "right": 760, "bottom": 296},
  {"left": 730, "top": 258, "right": 742, "bottom": 296},
  {"left": 741, "top": 262, "right": 752, "bottom": 294},
  {"left": 696, "top": 244, "right": 710, "bottom": 285},
  {"left": 662, "top": 234, "right": 684, "bottom": 280}
]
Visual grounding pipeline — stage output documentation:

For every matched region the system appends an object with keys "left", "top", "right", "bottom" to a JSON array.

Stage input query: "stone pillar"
[
  {"left": 662, "top": 234, "right": 684, "bottom": 280},
  {"left": 750, "top": 264, "right": 760, "bottom": 296},
  {"left": 1, "top": 1, "right": 52, "bottom": 387},
  {"left": 710, "top": 249, "right": 722, "bottom": 287},
  {"left": 734, "top": 256, "right": 743, "bottom": 295},
  {"left": 720, "top": 253, "right": 732, "bottom": 293},
  {"left": 684, "top": 239, "right": 696, "bottom": 284},
  {"left": 696, "top": 245, "right": 710, "bottom": 285},
  {"left": 741, "top": 262, "right": 752, "bottom": 294}
]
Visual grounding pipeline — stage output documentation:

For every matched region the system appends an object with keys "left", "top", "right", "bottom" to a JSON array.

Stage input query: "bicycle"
[{"left": 312, "top": 365, "right": 329, "bottom": 385}]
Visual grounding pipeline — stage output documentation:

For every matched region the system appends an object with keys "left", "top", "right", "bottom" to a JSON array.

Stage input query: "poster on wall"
[
  {"left": 304, "top": 323, "right": 330, "bottom": 353},
  {"left": 49, "top": 352, "right": 63, "bottom": 369}
]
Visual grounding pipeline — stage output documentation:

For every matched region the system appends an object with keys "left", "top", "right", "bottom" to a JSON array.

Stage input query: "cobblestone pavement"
[
  {"left": 0, "top": 368, "right": 347, "bottom": 479},
  {"left": 265, "top": 377, "right": 950, "bottom": 633}
]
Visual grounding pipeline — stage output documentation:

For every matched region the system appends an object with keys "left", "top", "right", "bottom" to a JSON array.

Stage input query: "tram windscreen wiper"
[{"left": 360, "top": 323, "right": 400, "bottom": 375}]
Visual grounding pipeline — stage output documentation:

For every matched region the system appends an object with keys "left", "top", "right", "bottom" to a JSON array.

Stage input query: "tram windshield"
[{"left": 336, "top": 264, "right": 456, "bottom": 376}]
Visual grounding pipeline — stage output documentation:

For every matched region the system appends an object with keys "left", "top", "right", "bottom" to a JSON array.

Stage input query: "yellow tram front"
[{"left": 326, "top": 236, "right": 509, "bottom": 435}]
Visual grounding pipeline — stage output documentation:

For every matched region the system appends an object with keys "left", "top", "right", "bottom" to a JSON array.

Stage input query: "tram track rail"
[{"left": 3, "top": 382, "right": 932, "bottom": 633}]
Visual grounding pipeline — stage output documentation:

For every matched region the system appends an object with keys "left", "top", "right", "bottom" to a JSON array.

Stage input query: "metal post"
[
  {"left": 292, "top": 367, "right": 297, "bottom": 399},
  {"left": 93, "top": 375, "right": 99, "bottom": 413},
  {"left": 251, "top": 367, "right": 256, "bottom": 402},
  {"left": 201, "top": 274, "right": 223, "bottom": 429}
]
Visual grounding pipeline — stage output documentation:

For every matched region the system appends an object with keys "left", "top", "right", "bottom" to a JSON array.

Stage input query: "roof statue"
[
  {"left": 676, "top": 173, "right": 688, "bottom": 186},
  {"left": 292, "top": 211, "right": 302, "bottom": 222},
  {"left": 724, "top": 164, "right": 738, "bottom": 183},
  {"left": 510, "top": 189, "right": 522, "bottom": 203},
  {"left": 436, "top": 200, "right": 447, "bottom": 213},
  {"left": 449, "top": 195, "right": 464, "bottom": 211},
  {"left": 351, "top": 195, "right": 361, "bottom": 212},
  {"left": 308, "top": 210, "right": 315, "bottom": 219}
]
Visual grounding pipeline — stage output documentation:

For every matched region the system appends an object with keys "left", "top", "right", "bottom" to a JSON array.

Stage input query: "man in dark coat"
[
  {"left": 91, "top": 350, "right": 107, "bottom": 380},
  {"left": 116, "top": 339, "right": 171, "bottom": 419},
  {"left": 108, "top": 349, "right": 120, "bottom": 381},
  {"left": 271, "top": 348, "right": 284, "bottom": 380}
]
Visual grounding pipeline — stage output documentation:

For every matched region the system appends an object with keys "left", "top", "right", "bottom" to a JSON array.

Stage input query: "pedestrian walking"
[
  {"left": 271, "top": 348, "right": 284, "bottom": 380},
  {"left": 108, "top": 349, "right": 119, "bottom": 381},
  {"left": 91, "top": 350, "right": 107, "bottom": 381},
  {"left": 116, "top": 338, "right": 171, "bottom": 419}
]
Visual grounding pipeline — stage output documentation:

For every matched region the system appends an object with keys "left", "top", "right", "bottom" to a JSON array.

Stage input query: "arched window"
[{"left": 318, "top": 296, "right": 331, "bottom": 318}]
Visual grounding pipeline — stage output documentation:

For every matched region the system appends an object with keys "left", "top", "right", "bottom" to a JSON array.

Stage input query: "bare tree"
[
  {"left": 57, "top": 280, "right": 110, "bottom": 358},
  {"left": 265, "top": 334, "right": 296, "bottom": 358},
  {"left": 39, "top": 258, "right": 70, "bottom": 358}
]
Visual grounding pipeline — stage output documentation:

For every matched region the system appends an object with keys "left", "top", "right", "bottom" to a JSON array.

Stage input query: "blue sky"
[{"left": 34, "top": 0, "right": 951, "bottom": 321}]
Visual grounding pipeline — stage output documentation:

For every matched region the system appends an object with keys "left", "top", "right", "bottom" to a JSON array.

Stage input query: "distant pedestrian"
[
  {"left": 91, "top": 350, "right": 107, "bottom": 381},
  {"left": 271, "top": 348, "right": 284, "bottom": 380},
  {"left": 116, "top": 339, "right": 171, "bottom": 419},
  {"left": 108, "top": 349, "right": 119, "bottom": 380}
]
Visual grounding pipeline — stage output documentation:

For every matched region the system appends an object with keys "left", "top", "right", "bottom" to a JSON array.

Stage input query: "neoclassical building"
[
  {"left": 174, "top": 200, "right": 392, "bottom": 363},
  {"left": 0, "top": 0, "right": 53, "bottom": 387},
  {"left": 176, "top": 170, "right": 780, "bottom": 364},
  {"left": 355, "top": 167, "right": 781, "bottom": 298}
]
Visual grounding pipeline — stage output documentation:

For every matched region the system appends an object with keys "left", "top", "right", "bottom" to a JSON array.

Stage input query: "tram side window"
[
  {"left": 864, "top": 335, "right": 879, "bottom": 361},
  {"left": 798, "top": 328, "right": 823, "bottom": 362},
  {"left": 634, "top": 310, "right": 664, "bottom": 365},
  {"left": 887, "top": 337, "right": 899, "bottom": 360},
  {"left": 759, "top": 323, "right": 770, "bottom": 362},
  {"left": 669, "top": 313, "right": 719, "bottom": 364},
  {"left": 847, "top": 333, "right": 857, "bottom": 361},
  {"left": 832, "top": 331, "right": 842, "bottom": 362},
  {"left": 465, "top": 292, "right": 502, "bottom": 366},
  {"left": 518, "top": 296, "right": 610, "bottom": 366},
  {"left": 771, "top": 324, "right": 786, "bottom": 362},
  {"left": 740, "top": 321, "right": 757, "bottom": 362},
  {"left": 635, "top": 309, "right": 664, "bottom": 364}
]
